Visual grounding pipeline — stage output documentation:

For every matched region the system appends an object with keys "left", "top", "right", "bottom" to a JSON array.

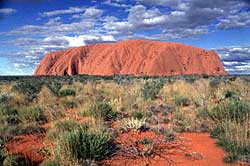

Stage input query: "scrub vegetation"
[{"left": 0, "top": 75, "right": 249, "bottom": 165}]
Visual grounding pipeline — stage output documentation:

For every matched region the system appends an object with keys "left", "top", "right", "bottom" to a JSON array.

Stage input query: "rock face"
[{"left": 34, "top": 40, "right": 227, "bottom": 76}]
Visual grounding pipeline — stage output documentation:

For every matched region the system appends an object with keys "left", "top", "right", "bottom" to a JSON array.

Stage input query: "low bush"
[
  {"left": 117, "top": 131, "right": 180, "bottom": 164},
  {"left": 19, "top": 107, "right": 46, "bottom": 123},
  {"left": 58, "top": 89, "right": 76, "bottom": 97},
  {"left": 89, "top": 102, "right": 116, "bottom": 121},
  {"left": 216, "top": 118, "right": 250, "bottom": 163},
  {"left": 54, "top": 125, "right": 114, "bottom": 164},
  {"left": 132, "top": 110, "right": 144, "bottom": 120},
  {"left": 142, "top": 79, "right": 164, "bottom": 100},
  {"left": 0, "top": 107, "right": 19, "bottom": 125},
  {"left": 223, "top": 90, "right": 239, "bottom": 99},
  {"left": 174, "top": 95, "right": 190, "bottom": 107},
  {"left": 209, "top": 99, "right": 250, "bottom": 123},
  {"left": 12, "top": 79, "right": 44, "bottom": 100},
  {"left": 46, "top": 81, "right": 62, "bottom": 97},
  {"left": 208, "top": 99, "right": 250, "bottom": 162}
]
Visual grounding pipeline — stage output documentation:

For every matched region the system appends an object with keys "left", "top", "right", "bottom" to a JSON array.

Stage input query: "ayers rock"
[{"left": 34, "top": 40, "right": 227, "bottom": 76}]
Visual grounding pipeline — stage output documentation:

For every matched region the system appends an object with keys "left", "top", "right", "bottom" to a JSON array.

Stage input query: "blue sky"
[{"left": 0, "top": 0, "right": 250, "bottom": 75}]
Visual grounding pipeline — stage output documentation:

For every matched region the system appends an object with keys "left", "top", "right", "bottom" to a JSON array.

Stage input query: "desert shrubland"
[{"left": 0, "top": 75, "right": 249, "bottom": 165}]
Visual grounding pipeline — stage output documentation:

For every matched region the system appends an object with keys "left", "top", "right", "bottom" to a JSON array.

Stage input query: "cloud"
[
  {"left": 0, "top": 8, "right": 17, "bottom": 15},
  {"left": 216, "top": 11, "right": 250, "bottom": 29},
  {"left": 216, "top": 45, "right": 250, "bottom": 74},
  {"left": 103, "top": 0, "right": 132, "bottom": 8},
  {"left": 5, "top": 7, "right": 105, "bottom": 37},
  {"left": 136, "top": 0, "right": 250, "bottom": 30},
  {"left": 1, "top": 0, "right": 250, "bottom": 75},
  {"left": 103, "top": 4, "right": 210, "bottom": 39},
  {"left": 216, "top": 46, "right": 250, "bottom": 62},
  {"left": 45, "top": 34, "right": 116, "bottom": 47},
  {"left": 1, "top": 33, "right": 116, "bottom": 75},
  {"left": 72, "top": 7, "right": 103, "bottom": 19},
  {"left": 40, "top": 7, "right": 86, "bottom": 17},
  {"left": 5, "top": 19, "right": 96, "bottom": 36}
]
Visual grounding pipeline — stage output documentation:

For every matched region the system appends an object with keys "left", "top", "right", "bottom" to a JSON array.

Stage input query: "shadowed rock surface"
[{"left": 34, "top": 40, "right": 227, "bottom": 76}]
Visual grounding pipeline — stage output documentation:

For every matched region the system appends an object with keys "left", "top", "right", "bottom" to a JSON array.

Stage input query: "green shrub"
[
  {"left": 3, "top": 154, "right": 28, "bottom": 166},
  {"left": 19, "top": 107, "right": 46, "bottom": 123},
  {"left": 55, "top": 125, "right": 114, "bottom": 162},
  {"left": 89, "top": 102, "right": 116, "bottom": 121},
  {"left": 209, "top": 100, "right": 250, "bottom": 162},
  {"left": 0, "top": 107, "right": 19, "bottom": 125},
  {"left": 46, "top": 81, "right": 62, "bottom": 97},
  {"left": 132, "top": 110, "right": 144, "bottom": 119},
  {"left": 209, "top": 99, "right": 250, "bottom": 123},
  {"left": 58, "top": 89, "right": 76, "bottom": 97},
  {"left": 174, "top": 95, "right": 190, "bottom": 106},
  {"left": 13, "top": 79, "right": 44, "bottom": 100},
  {"left": 142, "top": 80, "right": 164, "bottom": 100},
  {"left": 224, "top": 90, "right": 238, "bottom": 99},
  {"left": 215, "top": 119, "right": 250, "bottom": 163}
]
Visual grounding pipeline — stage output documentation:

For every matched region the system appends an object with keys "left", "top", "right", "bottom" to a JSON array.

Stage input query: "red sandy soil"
[
  {"left": 6, "top": 134, "right": 47, "bottom": 165},
  {"left": 5, "top": 108, "right": 240, "bottom": 166},
  {"left": 34, "top": 40, "right": 227, "bottom": 76},
  {"left": 6, "top": 109, "right": 90, "bottom": 165},
  {"left": 103, "top": 131, "right": 235, "bottom": 166}
]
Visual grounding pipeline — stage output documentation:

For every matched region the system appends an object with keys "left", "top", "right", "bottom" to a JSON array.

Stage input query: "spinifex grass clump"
[
  {"left": 89, "top": 102, "right": 117, "bottom": 121},
  {"left": 54, "top": 123, "right": 114, "bottom": 165},
  {"left": 209, "top": 99, "right": 250, "bottom": 162}
]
